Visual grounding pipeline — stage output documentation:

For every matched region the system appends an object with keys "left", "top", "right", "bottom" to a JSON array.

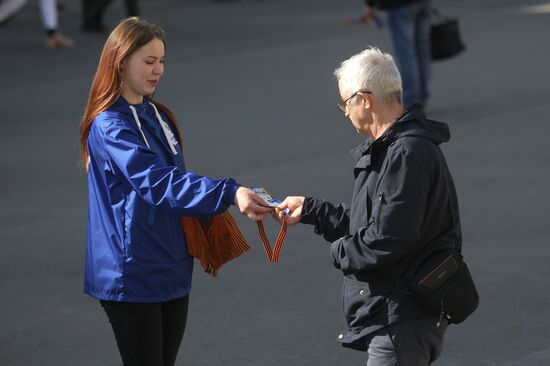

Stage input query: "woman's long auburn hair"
[{"left": 79, "top": 17, "right": 181, "bottom": 167}]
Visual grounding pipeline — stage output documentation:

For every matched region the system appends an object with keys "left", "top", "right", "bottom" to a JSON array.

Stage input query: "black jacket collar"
[{"left": 350, "top": 105, "right": 426, "bottom": 162}]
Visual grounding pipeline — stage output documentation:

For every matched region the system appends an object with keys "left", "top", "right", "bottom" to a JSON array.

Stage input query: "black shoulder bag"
[{"left": 399, "top": 174, "right": 479, "bottom": 328}]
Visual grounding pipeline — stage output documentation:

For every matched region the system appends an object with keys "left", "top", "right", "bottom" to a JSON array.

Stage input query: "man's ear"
[{"left": 360, "top": 92, "right": 372, "bottom": 110}]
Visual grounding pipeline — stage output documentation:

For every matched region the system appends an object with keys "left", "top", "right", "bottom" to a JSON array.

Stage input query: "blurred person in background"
[
  {"left": 359, "top": 0, "right": 431, "bottom": 110},
  {"left": 0, "top": 0, "right": 74, "bottom": 48},
  {"left": 79, "top": 17, "right": 271, "bottom": 366},
  {"left": 38, "top": 0, "right": 75, "bottom": 48},
  {"left": 82, "top": 0, "right": 138, "bottom": 32},
  {"left": 276, "top": 47, "right": 457, "bottom": 365}
]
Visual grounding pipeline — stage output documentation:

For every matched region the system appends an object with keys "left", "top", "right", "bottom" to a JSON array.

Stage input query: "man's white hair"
[{"left": 334, "top": 47, "right": 403, "bottom": 106}]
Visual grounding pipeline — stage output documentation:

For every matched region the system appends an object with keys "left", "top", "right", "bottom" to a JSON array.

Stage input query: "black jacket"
[
  {"left": 300, "top": 106, "right": 461, "bottom": 350},
  {"left": 365, "top": 0, "right": 425, "bottom": 10}
]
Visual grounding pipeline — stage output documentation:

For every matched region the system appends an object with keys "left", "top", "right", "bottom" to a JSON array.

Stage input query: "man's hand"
[
  {"left": 274, "top": 196, "right": 305, "bottom": 226},
  {"left": 362, "top": 5, "right": 376, "bottom": 23},
  {"left": 345, "top": 5, "right": 376, "bottom": 25},
  {"left": 234, "top": 187, "right": 273, "bottom": 221}
]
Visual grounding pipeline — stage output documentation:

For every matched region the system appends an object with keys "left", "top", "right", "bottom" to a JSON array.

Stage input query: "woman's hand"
[
  {"left": 234, "top": 187, "right": 274, "bottom": 221},
  {"left": 274, "top": 196, "right": 305, "bottom": 226}
]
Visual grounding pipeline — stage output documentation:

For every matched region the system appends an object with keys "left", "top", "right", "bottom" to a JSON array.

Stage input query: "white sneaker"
[{"left": 45, "top": 32, "right": 76, "bottom": 49}]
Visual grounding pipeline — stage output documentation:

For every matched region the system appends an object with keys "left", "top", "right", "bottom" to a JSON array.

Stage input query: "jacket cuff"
[
  {"left": 299, "top": 196, "right": 323, "bottom": 225},
  {"left": 224, "top": 181, "right": 241, "bottom": 206},
  {"left": 330, "top": 238, "right": 343, "bottom": 270}
]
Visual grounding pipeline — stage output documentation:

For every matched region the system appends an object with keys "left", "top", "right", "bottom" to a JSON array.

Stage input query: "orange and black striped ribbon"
[{"left": 256, "top": 219, "right": 287, "bottom": 262}]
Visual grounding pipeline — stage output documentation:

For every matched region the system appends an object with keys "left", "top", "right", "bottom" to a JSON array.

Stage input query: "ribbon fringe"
[
  {"left": 181, "top": 212, "right": 288, "bottom": 276},
  {"left": 181, "top": 212, "right": 251, "bottom": 277}
]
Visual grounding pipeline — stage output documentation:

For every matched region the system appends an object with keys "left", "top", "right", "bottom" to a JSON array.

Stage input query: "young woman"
[{"left": 79, "top": 17, "right": 271, "bottom": 366}]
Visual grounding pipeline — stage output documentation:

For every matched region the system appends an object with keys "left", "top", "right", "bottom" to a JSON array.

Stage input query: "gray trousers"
[{"left": 365, "top": 317, "right": 447, "bottom": 366}]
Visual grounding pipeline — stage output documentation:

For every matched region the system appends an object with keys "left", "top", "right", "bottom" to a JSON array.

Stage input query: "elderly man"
[{"left": 276, "top": 47, "right": 459, "bottom": 365}]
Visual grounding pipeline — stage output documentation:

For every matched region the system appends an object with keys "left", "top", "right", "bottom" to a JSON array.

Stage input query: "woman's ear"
[{"left": 119, "top": 60, "right": 126, "bottom": 73}]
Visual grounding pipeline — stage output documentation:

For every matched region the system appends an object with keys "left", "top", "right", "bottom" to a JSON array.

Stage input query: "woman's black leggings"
[{"left": 100, "top": 295, "right": 189, "bottom": 366}]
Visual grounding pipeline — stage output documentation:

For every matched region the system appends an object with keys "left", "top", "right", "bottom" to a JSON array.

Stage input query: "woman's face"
[{"left": 121, "top": 38, "right": 165, "bottom": 104}]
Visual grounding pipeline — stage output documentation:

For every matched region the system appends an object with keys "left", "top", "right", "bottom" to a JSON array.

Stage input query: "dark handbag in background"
[{"left": 430, "top": 8, "right": 465, "bottom": 61}]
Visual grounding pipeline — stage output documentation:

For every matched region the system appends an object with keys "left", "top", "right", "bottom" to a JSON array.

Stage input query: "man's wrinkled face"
[{"left": 339, "top": 86, "right": 369, "bottom": 134}]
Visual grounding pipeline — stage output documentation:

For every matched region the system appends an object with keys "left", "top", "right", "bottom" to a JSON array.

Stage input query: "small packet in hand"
[{"left": 250, "top": 187, "right": 288, "bottom": 215}]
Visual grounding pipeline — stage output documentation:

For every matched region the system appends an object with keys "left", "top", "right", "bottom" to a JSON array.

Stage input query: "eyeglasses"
[{"left": 337, "top": 90, "right": 372, "bottom": 113}]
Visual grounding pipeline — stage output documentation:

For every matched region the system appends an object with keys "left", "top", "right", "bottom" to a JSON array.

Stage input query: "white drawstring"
[
  {"left": 129, "top": 103, "right": 179, "bottom": 156},
  {"left": 149, "top": 102, "right": 179, "bottom": 156},
  {"left": 129, "top": 105, "right": 151, "bottom": 148}
]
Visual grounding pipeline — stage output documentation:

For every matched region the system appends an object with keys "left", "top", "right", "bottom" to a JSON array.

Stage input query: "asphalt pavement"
[{"left": 1, "top": 0, "right": 550, "bottom": 365}]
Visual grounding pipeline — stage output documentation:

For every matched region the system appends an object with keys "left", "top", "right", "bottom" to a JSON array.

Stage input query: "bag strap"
[
  {"left": 391, "top": 153, "right": 461, "bottom": 286},
  {"left": 443, "top": 161, "right": 462, "bottom": 251}
]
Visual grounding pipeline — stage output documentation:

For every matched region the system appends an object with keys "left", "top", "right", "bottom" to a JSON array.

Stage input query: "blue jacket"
[{"left": 84, "top": 96, "right": 240, "bottom": 302}]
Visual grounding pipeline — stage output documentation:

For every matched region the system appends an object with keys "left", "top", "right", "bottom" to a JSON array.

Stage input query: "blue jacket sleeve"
[
  {"left": 330, "top": 144, "right": 432, "bottom": 275},
  {"left": 96, "top": 118, "right": 240, "bottom": 217}
]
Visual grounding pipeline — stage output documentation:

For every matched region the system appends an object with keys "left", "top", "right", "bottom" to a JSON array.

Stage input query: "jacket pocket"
[
  {"left": 342, "top": 277, "right": 385, "bottom": 328},
  {"left": 147, "top": 207, "right": 156, "bottom": 226}
]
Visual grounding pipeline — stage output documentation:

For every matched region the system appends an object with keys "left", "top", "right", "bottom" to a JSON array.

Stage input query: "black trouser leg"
[
  {"left": 101, "top": 296, "right": 189, "bottom": 366},
  {"left": 82, "top": 0, "right": 112, "bottom": 30},
  {"left": 125, "top": 0, "right": 139, "bottom": 16},
  {"left": 161, "top": 297, "right": 189, "bottom": 366}
]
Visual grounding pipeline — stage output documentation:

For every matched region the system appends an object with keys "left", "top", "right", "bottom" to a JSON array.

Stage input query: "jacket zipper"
[{"left": 375, "top": 192, "right": 385, "bottom": 230}]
